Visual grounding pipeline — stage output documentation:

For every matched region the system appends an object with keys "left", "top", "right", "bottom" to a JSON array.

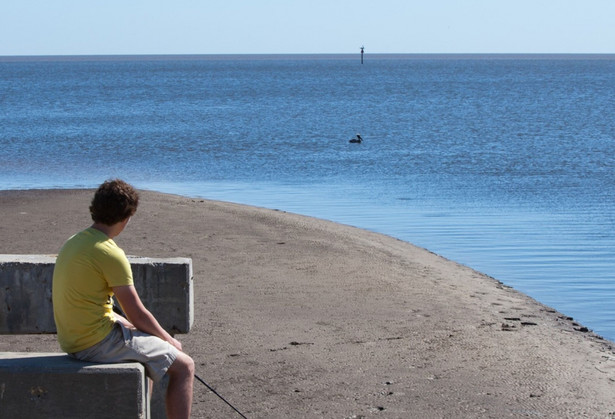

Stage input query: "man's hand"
[
  {"left": 114, "top": 313, "right": 137, "bottom": 330},
  {"left": 168, "top": 337, "right": 183, "bottom": 351}
]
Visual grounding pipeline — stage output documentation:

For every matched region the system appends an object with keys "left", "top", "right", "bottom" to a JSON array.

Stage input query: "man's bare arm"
[{"left": 112, "top": 285, "right": 183, "bottom": 351}]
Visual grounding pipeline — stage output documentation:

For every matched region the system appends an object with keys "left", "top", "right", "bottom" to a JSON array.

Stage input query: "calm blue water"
[{"left": 2, "top": 54, "right": 615, "bottom": 340}]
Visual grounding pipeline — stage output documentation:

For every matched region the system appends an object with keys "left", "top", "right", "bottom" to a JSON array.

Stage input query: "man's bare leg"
[{"left": 166, "top": 352, "right": 195, "bottom": 419}]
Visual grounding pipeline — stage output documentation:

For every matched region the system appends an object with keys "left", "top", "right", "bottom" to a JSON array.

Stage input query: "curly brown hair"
[{"left": 89, "top": 179, "right": 139, "bottom": 225}]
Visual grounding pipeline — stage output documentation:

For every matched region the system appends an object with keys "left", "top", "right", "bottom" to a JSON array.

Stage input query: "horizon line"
[{"left": 2, "top": 52, "right": 615, "bottom": 62}]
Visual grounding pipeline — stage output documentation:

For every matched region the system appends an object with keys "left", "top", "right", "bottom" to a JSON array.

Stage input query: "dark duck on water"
[{"left": 349, "top": 134, "right": 363, "bottom": 143}]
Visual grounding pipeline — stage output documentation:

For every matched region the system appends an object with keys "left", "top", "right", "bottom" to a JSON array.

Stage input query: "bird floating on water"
[{"left": 349, "top": 134, "right": 363, "bottom": 144}]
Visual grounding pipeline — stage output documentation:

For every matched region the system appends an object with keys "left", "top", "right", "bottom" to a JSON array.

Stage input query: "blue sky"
[{"left": 2, "top": 0, "right": 614, "bottom": 56}]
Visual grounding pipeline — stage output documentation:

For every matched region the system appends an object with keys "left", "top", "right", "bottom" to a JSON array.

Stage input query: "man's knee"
[{"left": 168, "top": 352, "right": 195, "bottom": 379}]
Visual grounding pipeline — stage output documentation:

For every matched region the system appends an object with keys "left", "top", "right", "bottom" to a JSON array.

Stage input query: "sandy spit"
[{"left": 1, "top": 189, "right": 614, "bottom": 418}]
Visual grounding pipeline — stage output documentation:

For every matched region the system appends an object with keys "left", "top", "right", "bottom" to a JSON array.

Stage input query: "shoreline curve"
[{"left": 1, "top": 188, "right": 614, "bottom": 417}]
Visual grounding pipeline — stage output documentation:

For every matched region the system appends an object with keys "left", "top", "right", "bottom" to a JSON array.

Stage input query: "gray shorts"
[{"left": 70, "top": 322, "right": 179, "bottom": 383}]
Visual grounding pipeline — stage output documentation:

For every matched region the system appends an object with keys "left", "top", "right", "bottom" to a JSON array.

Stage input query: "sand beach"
[{"left": 1, "top": 189, "right": 614, "bottom": 418}]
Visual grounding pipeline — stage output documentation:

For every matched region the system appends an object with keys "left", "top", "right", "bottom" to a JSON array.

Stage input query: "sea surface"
[{"left": 2, "top": 54, "right": 615, "bottom": 340}]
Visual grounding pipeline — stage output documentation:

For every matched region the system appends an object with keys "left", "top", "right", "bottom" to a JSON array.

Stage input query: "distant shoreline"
[{"left": 2, "top": 53, "right": 615, "bottom": 62}]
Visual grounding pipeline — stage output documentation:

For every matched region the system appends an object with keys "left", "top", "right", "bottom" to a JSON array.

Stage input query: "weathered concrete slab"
[
  {"left": 129, "top": 256, "right": 194, "bottom": 335},
  {"left": 0, "top": 255, "right": 193, "bottom": 334},
  {"left": 0, "top": 352, "right": 149, "bottom": 419},
  {"left": 0, "top": 255, "right": 56, "bottom": 334}
]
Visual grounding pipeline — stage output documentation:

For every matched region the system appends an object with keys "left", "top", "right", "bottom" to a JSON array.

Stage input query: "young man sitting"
[{"left": 52, "top": 179, "right": 195, "bottom": 418}]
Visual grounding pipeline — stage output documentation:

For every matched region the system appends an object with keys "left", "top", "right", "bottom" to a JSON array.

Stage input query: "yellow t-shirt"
[{"left": 52, "top": 227, "right": 134, "bottom": 353}]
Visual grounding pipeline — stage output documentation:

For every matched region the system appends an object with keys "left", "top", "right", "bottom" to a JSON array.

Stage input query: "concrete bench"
[
  {"left": 0, "top": 255, "right": 193, "bottom": 419},
  {"left": 0, "top": 352, "right": 149, "bottom": 418}
]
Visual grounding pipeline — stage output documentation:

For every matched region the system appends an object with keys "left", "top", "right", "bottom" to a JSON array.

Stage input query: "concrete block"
[
  {"left": 0, "top": 255, "right": 193, "bottom": 334},
  {"left": 0, "top": 255, "right": 56, "bottom": 334},
  {"left": 0, "top": 352, "right": 149, "bottom": 419},
  {"left": 129, "top": 257, "right": 194, "bottom": 335}
]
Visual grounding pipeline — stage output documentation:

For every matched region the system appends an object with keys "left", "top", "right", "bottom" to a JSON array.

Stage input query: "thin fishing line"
[{"left": 194, "top": 373, "right": 248, "bottom": 419}]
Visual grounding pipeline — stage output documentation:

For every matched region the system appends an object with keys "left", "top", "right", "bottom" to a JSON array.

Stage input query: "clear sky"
[{"left": 2, "top": 0, "right": 614, "bottom": 56}]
